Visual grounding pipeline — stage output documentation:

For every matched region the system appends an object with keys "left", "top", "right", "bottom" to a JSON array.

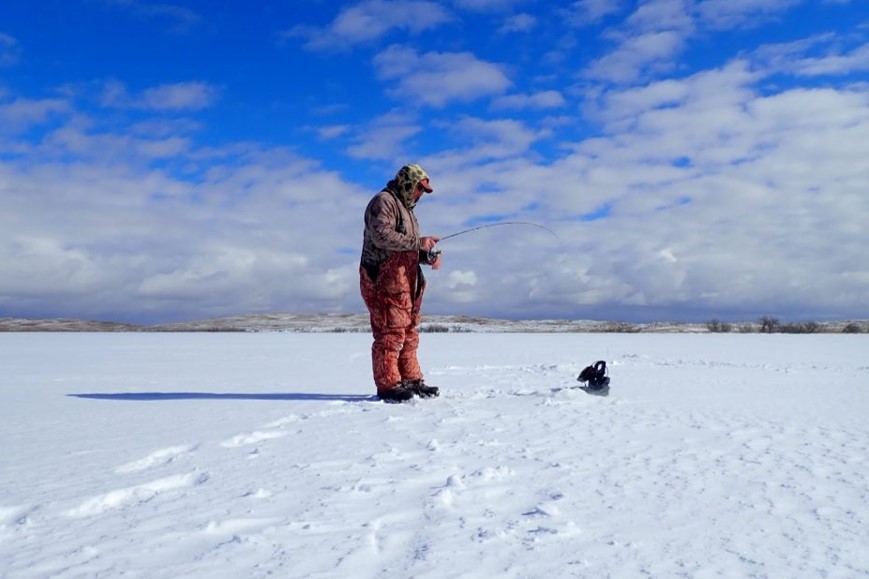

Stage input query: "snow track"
[{"left": 1, "top": 333, "right": 868, "bottom": 577}]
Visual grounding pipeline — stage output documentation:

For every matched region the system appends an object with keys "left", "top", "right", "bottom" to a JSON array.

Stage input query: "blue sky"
[{"left": 1, "top": 0, "right": 867, "bottom": 324}]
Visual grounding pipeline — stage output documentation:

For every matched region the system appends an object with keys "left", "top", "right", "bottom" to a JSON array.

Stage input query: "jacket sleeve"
[{"left": 365, "top": 193, "right": 419, "bottom": 252}]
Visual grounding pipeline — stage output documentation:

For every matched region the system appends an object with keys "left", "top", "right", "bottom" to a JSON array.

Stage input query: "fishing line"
[
  {"left": 438, "top": 221, "right": 562, "bottom": 244},
  {"left": 428, "top": 221, "right": 562, "bottom": 260}
]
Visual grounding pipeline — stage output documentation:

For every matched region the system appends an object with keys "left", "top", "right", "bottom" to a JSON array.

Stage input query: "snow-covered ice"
[{"left": 1, "top": 332, "right": 868, "bottom": 578}]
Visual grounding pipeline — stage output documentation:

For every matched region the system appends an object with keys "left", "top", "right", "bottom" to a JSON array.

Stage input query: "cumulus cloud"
[
  {"left": 406, "top": 47, "right": 867, "bottom": 320},
  {"left": 577, "top": 1, "right": 696, "bottom": 85},
  {"left": 446, "top": 270, "right": 478, "bottom": 288},
  {"left": 337, "top": 110, "right": 424, "bottom": 160},
  {"left": 316, "top": 125, "right": 351, "bottom": 140},
  {"left": 141, "top": 82, "right": 219, "bottom": 110},
  {"left": 593, "top": 60, "right": 759, "bottom": 129},
  {"left": 102, "top": 81, "right": 219, "bottom": 111},
  {"left": 696, "top": 0, "right": 803, "bottom": 30},
  {"left": 437, "top": 116, "right": 543, "bottom": 161},
  {"left": 753, "top": 35, "right": 869, "bottom": 77},
  {"left": 453, "top": 0, "right": 530, "bottom": 12},
  {"left": 374, "top": 46, "right": 511, "bottom": 107},
  {"left": 498, "top": 13, "right": 536, "bottom": 33},
  {"left": 0, "top": 97, "right": 70, "bottom": 134},
  {"left": 492, "top": 90, "right": 566, "bottom": 110},
  {"left": 584, "top": 30, "right": 688, "bottom": 83},
  {"left": 625, "top": 0, "right": 695, "bottom": 34},
  {"left": 2, "top": 2, "right": 867, "bottom": 323},
  {"left": 0, "top": 131, "right": 370, "bottom": 322},
  {"left": 286, "top": 0, "right": 452, "bottom": 50},
  {"left": 347, "top": 124, "right": 421, "bottom": 160},
  {"left": 39, "top": 123, "right": 192, "bottom": 163},
  {"left": 566, "top": 0, "right": 629, "bottom": 25}
]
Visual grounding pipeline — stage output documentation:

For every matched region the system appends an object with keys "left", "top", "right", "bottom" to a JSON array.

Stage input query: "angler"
[{"left": 359, "top": 163, "right": 442, "bottom": 404}]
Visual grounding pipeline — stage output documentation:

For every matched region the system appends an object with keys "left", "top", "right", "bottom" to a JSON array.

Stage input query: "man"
[{"left": 360, "top": 163, "right": 442, "bottom": 403}]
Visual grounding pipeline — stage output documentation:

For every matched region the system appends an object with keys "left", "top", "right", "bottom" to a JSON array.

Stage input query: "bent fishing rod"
[{"left": 427, "top": 221, "right": 562, "bottom": 261}]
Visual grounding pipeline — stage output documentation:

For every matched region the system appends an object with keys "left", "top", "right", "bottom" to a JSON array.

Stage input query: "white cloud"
[
  {"left": 696, "top": 0, "right": 803, "bottom": 30},
  {"left": 137, "top": 249, "right": 309, "bottom": 298},
  {"left": 0, "top": 32, "right": 22, "bottom": 67},
  {"left": 142, "top": 82, "right": 218, "bottom": 110},
  {"left": 102, "top": 81, "right": 218, "bottom": 111},
  {"left": 498, "top": 13, "right": 536, "bottom": 33},
  {"left": 3, "top": 63, "right": 868, "bottom": 322},
  {"left": 492, "top": 90, "right": 566, "bottom": 110},
  {"left": 129, "top": 118, "right": 201, "bottom": 138},
  {"left": 347, "top": 124, "right": 422, "bottom": 160},
  {"left": 0, "top": 97, "right": 70, "bottom": 134},
  {"left": 442, "top": 270, "right": 480, "bottom": 303},
  {"left": 316, "top": 125, "right": 350, "bottom": 140},
  {"left": 446, "top": 270, "right": 478, "bottom": 288},
  {"left": 594, "top": 61, "right": 758, "bottom": 129},
  {"left": 453, "top": 0, "right": 529, "bottom": 12},
  {"left": 625, "top": 0, "right": 694, "bottom": 34},
  {"left": 566, "top": 0, "right": 628, "bottom": 25},
  {"left": 339, "top": 110, "right": 424, "bottom": 160},
  {"left": 755, "top": 36, "right": 869, "bottom": 77},
  {"left": 412, "top": 51, "right": 869, "bottom": 319},
  {"left": 0, "top": 238, "right": 104, "bottom": 295},
  {"left": 2, "top": 3, "right": 868, "bottom": 323},
  {"left": 42, "top": 124, "right": 192, "bottom": 162},
  {"left": 374, "top": 46, "right": 511, "bottom": 107},
  {"left": 287, "top": 0, "right": 452, "bottom": 50},
  {"left": 580, "top": 1, "right": 696, "bottom": 84},
  {"left": 584, "top": 30, "right": 687, "bottom": 83},
  {"left": 0, "top": 135, "right": 371, "bottom": 321},
  {"left": 438, "top": 116, "right": 543, "bottom": 161}
]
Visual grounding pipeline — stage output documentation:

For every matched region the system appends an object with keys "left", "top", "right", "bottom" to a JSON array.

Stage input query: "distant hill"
[{"left": 1, "top": 314, "right": 865, "bottom": 333}]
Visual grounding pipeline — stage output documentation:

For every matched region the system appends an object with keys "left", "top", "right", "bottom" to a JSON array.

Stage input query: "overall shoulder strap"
[{"left": 383, "top": 188, "right": 407, "bottom": 234}]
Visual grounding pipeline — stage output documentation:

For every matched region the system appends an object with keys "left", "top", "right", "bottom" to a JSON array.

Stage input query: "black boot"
[
  {"left": 378, "top": 384, "right": 415, "bottom": 403},
  {"left": 404, "top": 379, "right": 439, "bottom": 398}
]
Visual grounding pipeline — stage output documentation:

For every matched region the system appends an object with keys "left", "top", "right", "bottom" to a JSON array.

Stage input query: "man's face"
[{"left": 413, "top": 179, "right": 430, "bottom": 202}]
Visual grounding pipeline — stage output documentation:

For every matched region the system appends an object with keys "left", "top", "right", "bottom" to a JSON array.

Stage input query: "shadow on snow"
[{"left": 67, "top": 392, "right": 377, "bottom": 402}]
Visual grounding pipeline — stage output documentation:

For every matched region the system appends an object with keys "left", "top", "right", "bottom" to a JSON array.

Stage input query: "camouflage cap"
[{"left": 395, "top": 163, "right": 433, "bottom": 194}]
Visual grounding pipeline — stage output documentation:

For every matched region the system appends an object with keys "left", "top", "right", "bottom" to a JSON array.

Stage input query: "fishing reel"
[{"left": 426, "top": 247, "right": 442, "bottom": 264}]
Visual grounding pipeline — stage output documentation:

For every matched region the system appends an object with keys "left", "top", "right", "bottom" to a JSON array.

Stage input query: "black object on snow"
[{"left": 578, "top": 360, "right": 610, "bottom": 391}]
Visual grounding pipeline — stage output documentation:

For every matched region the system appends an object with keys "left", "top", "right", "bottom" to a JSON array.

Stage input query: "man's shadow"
[{"left": 68, "top": 392, "right": 377, "bottom": 402}]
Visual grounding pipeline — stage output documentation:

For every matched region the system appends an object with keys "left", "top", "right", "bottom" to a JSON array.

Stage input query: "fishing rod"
[
  {"left": 439, "top": 221, "right": 561, "bottom": 243},
  {"left": 428, "top": 221, "right": 562, "bottom": 261}
]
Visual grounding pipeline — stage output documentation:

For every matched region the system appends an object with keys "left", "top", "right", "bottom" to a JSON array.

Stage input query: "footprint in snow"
[
  {"left": 66, "top": 472, "right": 209, "bottom": 517},
  {"left": 199, "top": 517, "right": 282, "bottom": 539},
  {"left": 0, "top": 505, "right": 35, "bottom": 531},
  {"left": 115, "top": 444, "right": 198, "bottom": 474},
  {"left": 220, "top": 430, "right": 287, "bottom": 448}
]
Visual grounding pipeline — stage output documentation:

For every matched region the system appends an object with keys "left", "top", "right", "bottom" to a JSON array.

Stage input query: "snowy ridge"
[{"left": 1, "top": 313, "right": 866, "bottom": 333}]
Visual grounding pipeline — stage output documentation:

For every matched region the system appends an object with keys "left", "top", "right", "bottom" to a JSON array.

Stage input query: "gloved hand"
[
  {"left": 420, "top": 236, "right": 441, "bottom": 269},
  {"left": 420, "top": 236, "right": 439, "bottom": 252}
]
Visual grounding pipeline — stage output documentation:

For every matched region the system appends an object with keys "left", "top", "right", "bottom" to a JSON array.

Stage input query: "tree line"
[{"left": 707, "top": 317, "right": 865, "bottom": 334}]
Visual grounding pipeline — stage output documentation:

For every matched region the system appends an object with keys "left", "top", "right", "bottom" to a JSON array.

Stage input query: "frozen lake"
[{"left": 2, "top": 332, "right": 868, "bottom": 578}]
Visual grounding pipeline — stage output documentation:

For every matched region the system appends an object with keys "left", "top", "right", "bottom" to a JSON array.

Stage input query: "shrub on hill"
[
  {"left": 842, "top": 322, "right": 864, "bottom": 334},
  {"left": 706, "top": 319, "right": 733, "bottom": 333}
]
